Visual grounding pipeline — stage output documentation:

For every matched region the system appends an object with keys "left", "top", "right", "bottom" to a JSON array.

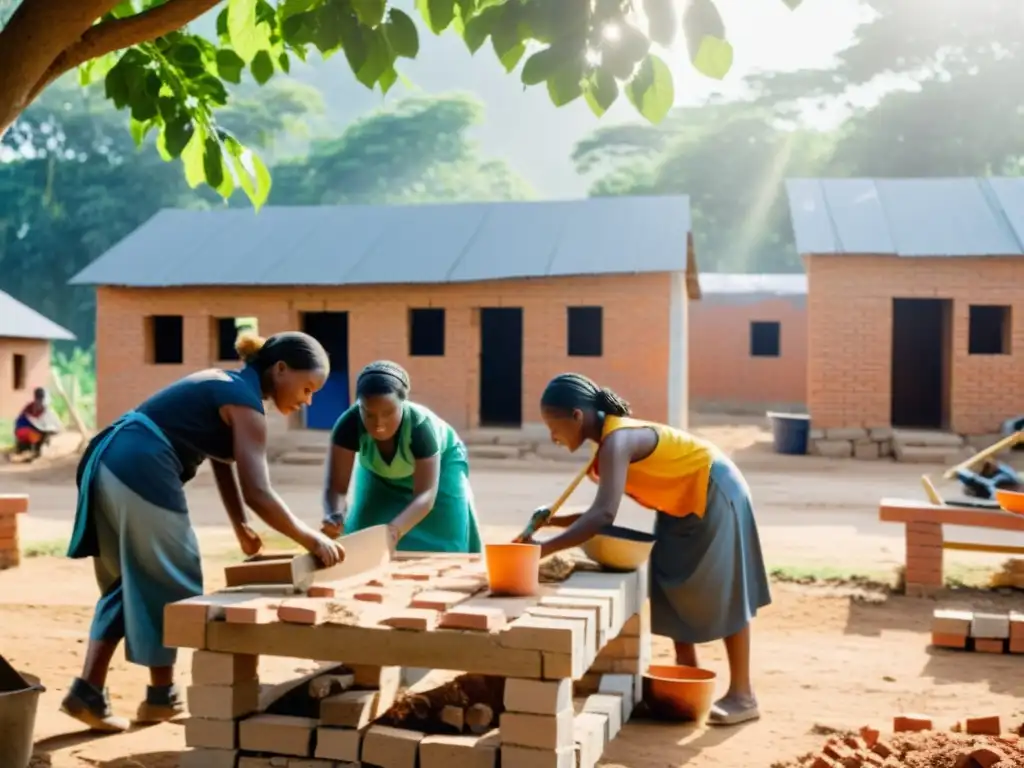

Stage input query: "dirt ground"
[{"left": 2, "top": 415, "right": 1023, "bottom": 767}]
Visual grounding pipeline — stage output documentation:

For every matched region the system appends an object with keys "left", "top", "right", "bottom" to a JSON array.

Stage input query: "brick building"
[
  {"left": 0, "top": 290, "right": 75, "bottom": 420},
  {"left": 787, "top": 177, "right": 1024, "bottom": 453},
  {"left": 690, "top": 273, "right": 807, "bottom": 413},
  {"left": 71, "top": 197, "right": 700, "bottom": 436}
]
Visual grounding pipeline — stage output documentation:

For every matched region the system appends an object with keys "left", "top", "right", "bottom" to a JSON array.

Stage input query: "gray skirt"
[{"left": 649, "top": 455, "right": 771, "bottom": 644}]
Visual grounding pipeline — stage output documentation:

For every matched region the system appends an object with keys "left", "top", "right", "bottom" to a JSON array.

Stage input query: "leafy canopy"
[{"left": 25, "top": 0, "right": 800, "bottom": 208}]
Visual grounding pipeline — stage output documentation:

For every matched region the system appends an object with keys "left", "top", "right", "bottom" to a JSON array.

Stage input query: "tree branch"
[{"left": 28, "top": 0, "right": 224, "bottom": 104}]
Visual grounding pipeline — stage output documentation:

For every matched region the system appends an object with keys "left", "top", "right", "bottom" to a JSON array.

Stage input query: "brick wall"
[
  {"left": 0, "top": 338, "right": 50, "bottom": 421},
  {"left": 94, "top": 273, "right": 677, "bottom": 432},
  {"left": 689, "top": 295, "right": 807, "bottom": 412},
  {"left": 807, "top": 255, "right": 1024, "bottom": 434}
]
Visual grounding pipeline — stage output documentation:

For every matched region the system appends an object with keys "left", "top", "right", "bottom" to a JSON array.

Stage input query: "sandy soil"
[{"left": 2, "top": 416, "right": 1023, "bottom": 767}]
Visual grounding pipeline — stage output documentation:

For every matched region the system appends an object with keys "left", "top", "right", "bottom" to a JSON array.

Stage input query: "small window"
[
  {"left": 12, "top": 354, "right": 25, "bottom": 391},
  {"left": 567, "top": 306, "right": 603, "bottom": 357},
  {"left": 409, "top": 308, "right": 445, "bottom": 357},
  {"left": 968, "top": 305, "right": 1011, "bottom": 355},
  {"left": 149, "top": 315, "right": 184, "bottom": 365},
  {"left": 215, "top": 316, "right": 259, "bottom": 361},
  {"left": 750, "top": 321, "right": 781, "bottom": 357}
]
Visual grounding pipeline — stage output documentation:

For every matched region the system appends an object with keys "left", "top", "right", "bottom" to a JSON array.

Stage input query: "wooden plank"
[
  {"left": 879, "top": 497, "right": 1024, "bottom": 532},
  {"left": 206, "top": 621, "right": 545, "bottom": 678}
]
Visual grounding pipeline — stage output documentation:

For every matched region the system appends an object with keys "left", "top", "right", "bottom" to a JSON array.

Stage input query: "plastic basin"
[
  {"left": 995, "top": 488, "right": 1024, "bottom": 515},
  {"left": 642, "top": 664, "right": 717, "bottom": 723},
  {"left": 581, "top": 525, "right": 655, "bottom": 572},
  {"left": 766, "top": 411, "right": 811, "bottom": 456},
  {"left": 484, "top": 543, "right": 541, "bottom": 596},
  {"left": 0, "top": 670, "right": 46, "bottom": 768}
]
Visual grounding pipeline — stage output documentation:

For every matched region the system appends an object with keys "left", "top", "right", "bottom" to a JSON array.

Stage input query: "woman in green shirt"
[{"left": 321, "top": 361, "right": 482, "bottom": 553}]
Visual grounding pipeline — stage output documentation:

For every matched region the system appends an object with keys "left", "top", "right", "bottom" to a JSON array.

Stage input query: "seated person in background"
[{"left": 14, "top": 387, "right": 60, "bottom": 460}]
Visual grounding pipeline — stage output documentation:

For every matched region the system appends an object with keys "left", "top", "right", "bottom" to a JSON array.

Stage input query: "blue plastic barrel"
[{"left": 766, "top": 412, "right": 811, "bottom": 456}]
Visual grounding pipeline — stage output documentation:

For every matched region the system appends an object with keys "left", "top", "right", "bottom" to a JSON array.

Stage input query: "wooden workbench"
[{"left": 169, "top": 551, "right": 651, "bottom": 768}]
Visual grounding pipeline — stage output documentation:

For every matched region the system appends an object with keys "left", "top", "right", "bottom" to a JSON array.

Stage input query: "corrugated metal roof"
[
  {"left": 0, "top": 290, "right": 75, "bottom": 341},
  {"left": 699, "top": 273, "right": 806, "bottom": 295},
  {"left": 785, "top": 177, "right": 1024, "bottom": 257},
  {"left": 69, "top": 197, "right": 696, "bottom": 288}
]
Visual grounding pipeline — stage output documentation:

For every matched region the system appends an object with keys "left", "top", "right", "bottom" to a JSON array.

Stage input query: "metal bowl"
[{"left": 581, "top": 525, "right": 655, "bottom": 571}]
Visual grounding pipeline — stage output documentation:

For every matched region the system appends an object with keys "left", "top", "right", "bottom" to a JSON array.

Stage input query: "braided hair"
[
  {"left": 356, "top": 360, "right": 411, "bottom": 400},
  {"left": 541, "top": 373, "right": 631, "bottom": 417}
]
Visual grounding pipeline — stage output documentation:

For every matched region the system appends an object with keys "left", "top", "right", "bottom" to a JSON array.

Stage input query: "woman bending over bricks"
[
  {"left": 321, "top": 361, "right": 482, "bottom": 554},
  {"left": 523, "top": 373, "right": 771, "bottom": 727},
  {"left": 62, "top": 331, "right": 344, "bottom": 732}
]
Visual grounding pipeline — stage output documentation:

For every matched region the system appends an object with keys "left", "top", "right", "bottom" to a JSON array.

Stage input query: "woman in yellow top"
[{"left": 527, "top": 373, "right": 770, "bottom": 726}]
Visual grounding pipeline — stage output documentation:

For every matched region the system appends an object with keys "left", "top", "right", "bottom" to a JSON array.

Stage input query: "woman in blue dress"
[
  {"left": 61, "top": 331, "right": 345, "bottom": 733},
  {"left": 321, "top": 361, "right": 482, "bottom": 553}
]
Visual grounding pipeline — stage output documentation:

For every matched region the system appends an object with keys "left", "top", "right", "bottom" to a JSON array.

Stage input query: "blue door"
[{"left": 302, "top": 311, "right": 350, "bottom": 430}]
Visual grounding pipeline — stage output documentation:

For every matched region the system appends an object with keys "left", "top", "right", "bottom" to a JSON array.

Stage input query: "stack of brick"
[
  {"left": 903, "top": 521, "right": 944, "bottom": 597},
  {"left": 180, "top": 651, "right": 261, "bottom": 768},
  {"left": 930, "top": 608, "right": 1024, "bottom": 654},
  {"left": 0, "top": 494, "right": 28, "bottom": 570}
]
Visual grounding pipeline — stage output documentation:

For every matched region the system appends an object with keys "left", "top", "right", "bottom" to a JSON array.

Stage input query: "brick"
[
  {"left": 545, "top": 593, "right": 618, "bottom": 635},
  {"left": 1010, "top": 637, "right": 1024, "bottom": 654},
  {"left": 314, "top": 726, "right": 363, "bottom": 762},
  {"left": 966, "top": 747, "right": 1007, "bottom": 768},
  {"left": 238, "top": 714, "right": 316, "bottom": 756},
  {"left": 541, "top": 652, "right": 583, "bottom": 680},
  {"left": 432, "top": 576, "right": 488, "bottom": 594},
  {"left": 499, "top": 707, "right": 574, "bottom": 749},
  {"left": 410, "top": 590, "right": 470, "bottom": 611},
  {"left": 287, "top": 761, "right": 336, "bottom": 768},
  {"left": 419, "top": 731, "right": 500, "bottom": 768},
  {"left": 893, "top": 714, "right": 932, "bottom": 732},
  {"left": 178, "top": 748, "right": 238, "bottom": 768},
  {"left": 184, "top": 717, "right": 237, "bottom": 749},
  {"left": 964, "top": 715, "right": 1001, "bottom": 736},
  {"left": 931, "top": 632, "right": 968, "bottom": 649},
  {"left": 619, "top": 613, "right": 647, "bottom": 638},
  {"left": 438, "top": 605, "right": 507, "bottom": 632},
  {"left": 597, "top": 636, "right": 641, "bottom": 659},
  {"left": 974, "top": 638, "right": 1005, "bottom": 654},
  {"left": 871, "top": 741, "right": 894, "bottom": 759},
  {"left": 573, "top": 712, "right": 606, "bottom": 768},
  {"left": 811, "top": 756, "right": 839, "bottom": 768},
  {"left": 186, "top": 681, "right": 260, "bottom": 720},
  {"left": 0, "top": 495, "right": 29, "bottom": 515},
  {"left": 501, "top": 744, "right": 575, "bottom": 768},
  {"left": 379, "top": 608, "right": 439, "bottom": 631},
  {"left": 582, "top": 695, "right": 622, "bottom": 741},
  {"left": 504, "top": 678, "right": 572, "bottom": 715},
  {"left": 277, "top": 598, "right": 329, "bottom": 625},
  {"left": 223, "top": 598, "right": 281, "bottom": 625},
  {"left": 392, "top": 569, "right": 434, "bottom": 581},
  {"left": 597, "top": 675, "right": 634, "bottom": 722},
  {"left": 1008, "top": 611, "right": 1024, "bottom": 640},
  {"left": 931, "top": 609, "right": 972, "bottom": 636},
  {"left": 501, "top": 616, "right": 586, "bottom": 656},
  {"left": 191, "top": 651, "right": 258, "bottom": 686},
  {"left": 237, "top": 758, "right": 277, "bottom": 768},
  {"left": 859, "top": 727, "right": 880, "bottom": 748},
  {"left": 971, "top": 613, "right": 1010, "bottom": 639},
  {"left": 361, "top": 725, "right": 425, "bottom": 768},
  {"left": 351, "top": 586, "right": 388, "bottom": 602},
  {"left": 309, "top": 672, "right": 355, "bottom": 699},
  {"left": 320, "top": 689, "right": 379, "bottom": 728}
]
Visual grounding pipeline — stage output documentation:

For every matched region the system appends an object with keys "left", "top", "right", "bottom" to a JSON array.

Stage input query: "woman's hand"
[
  {"left": 386, "top": 523, "right": 402, "bottom": 551},
  {"left": 235, "top": 523, "right": 264, "bottom": 557},
  {"left": 302, "top": 529, "right": 346, "bottom": 567},
  {"left": 321, "top": 505, "right": 346, "bottom": 540}
]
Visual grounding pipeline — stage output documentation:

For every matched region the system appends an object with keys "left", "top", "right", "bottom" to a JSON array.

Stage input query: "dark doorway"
[
  {"left": 891, "top": 298, "right": 951, "bottom": 429},
  {"left": 479, "top": 308, "right": 523, "bottom": 427},
  {"left": 302, "top": 311, "right": 350, "bottom": 430}
]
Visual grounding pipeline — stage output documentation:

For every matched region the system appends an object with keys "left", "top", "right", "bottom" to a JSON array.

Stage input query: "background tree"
[{"left": 0, "top": 0, "right": 799, "bottom": 205}]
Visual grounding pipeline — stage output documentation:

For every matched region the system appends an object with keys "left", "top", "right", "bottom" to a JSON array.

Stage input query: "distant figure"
[{"left": 13, "top": 387, "right": 60, "bottom": 461}]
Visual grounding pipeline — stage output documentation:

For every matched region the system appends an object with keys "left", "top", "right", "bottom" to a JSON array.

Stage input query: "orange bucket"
[{"left": 484, "top": 543, "right": 541, "bottom": 596}]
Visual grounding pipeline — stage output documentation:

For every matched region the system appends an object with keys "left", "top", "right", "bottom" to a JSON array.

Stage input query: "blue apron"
[{"left": 67, "top": 411, "right": 174, "bottom": 560}]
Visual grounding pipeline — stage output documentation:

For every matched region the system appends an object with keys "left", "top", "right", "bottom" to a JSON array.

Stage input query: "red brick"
[
  {"left": 811, "top": 756, "right": 839, "bottom": 768},
  {"left": 932, "top": 632, "right": 968, "bottom": 649},
  {"left": 965, "top": 747, "right": 1006, "bottom": 768},
  {"left": 973, "top": 638, "right": 1005, "bottom": 654},
  {"left": 439, "top": 606, "right": 507, "bottom": 631},
  {"left": 871, "top": 741, "right": 894, "bottom": 759},
  {"left": 410, "top": 590, "right": 470, "bottom": 611},
  {"left": 893, "top": 714, "right": 932, "bottom": 732},
  {"left": 964, "top": 716, "right": 1001, "bottom": 736},
  {"left": 859, "top": 727, "right": 880, "bottom": 748},
  {"left": 0, "top": 495, "right": 29, "bottom": 515},
  {"left": 379, "top": 608, "right": 439, "bottom": 631},
  {"left": 277, "top": 599, "right": 328, "bottom": 625}
]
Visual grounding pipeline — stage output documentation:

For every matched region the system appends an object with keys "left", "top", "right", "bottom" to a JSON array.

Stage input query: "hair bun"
[{"left": 235, "top": 331, "right": 267, "bottom": 361}]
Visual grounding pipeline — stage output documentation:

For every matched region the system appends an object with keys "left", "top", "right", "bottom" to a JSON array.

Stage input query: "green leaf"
[
  {"left": 228, "top": 0, "right": 263, "bottom": 63},
  {"left": 520, "top": 46, "right": 560, "bottom": 86},
  {"left": 583, "top": 67, "right": 618, "bottom": 117},
  {"left": 104, "top": 64, "right": 131, "bottom": 109},
  {"left": 416, "top": 0, "right": 456, "bottom": 34},
  {"left": 251, "top": 49, "right": 275, "bottom": 84},
  {"left": 384, "top": 9, "right": 419, "bottom": 58},
  {"left": 497, "top": 42, "right": 525, "bottom": 72},
  {"left": 616, "top": 24, "right": 651, "bottom": 63},
  {"left": 203, "top": 137, "right": 230, "bottom": 195},
  {"left": 691, "top": 36, "right": 733, "bottom": 79},
  {"left": 547, "top": 67, "right": 583, "bottom": 107},
  {"left": 353, "top": 0, "right": 387, "bottom": 26},
  {"left": 181, "top": 126, "right": 207, "bottom": 188},
  {"left": 162, "top": 116, "right": 194, "bottom": 158},
  {"left": 193, "top": 74, "right": 230, "bottom": 105},
  {"left": 682, "top": 0, "right": 726, "bottom": 56},
  {"left": 339, "top": 17, "right": 370, "bottom": 78},
  {"left": 462, "top": 7, "right": 497, "bottom": 53},
  {"left": 216, "top": 8, "right": 230, "bottom": 39},
  {"left": 278, "top": 52, "right": 291, "bottom": 72},
  {"left": 225, "top": 137, "right": 256, "bottom": 201},
  {"left": 642, "top": 0, "right": 677, "bottom": 47},
  {"left": 250, "top": 151, "right": 272, "bottom": 209},
  {"left": 129, "top": 118, "right": 147, "bottom": 146},
  {"left": 216, "top": 49, "right": 246, "bottom": 83},
  {"left": 781, "top": 0, "right": 803, "bottom": 7},
  {"left": 279, "top": 0, "right": 320, "bottom": 21},
  {"left": 170, "top": 41, "right": 202, "bottom": 66},
  {"left": 624, "top": 53, "right": 674, "bottom": 124},
  {"left": 490, "top": 15, "right": 523, "bottom": 72},
  {"left": 379, "top": 66, "right": 398, "bottom": 94},
  {"left": 79, "top": 54, "right": 117, "bottom": 86},
  {"left": 354, "top": 29, "right": 392, "bottom": 88},
  {"left": 110, "top": 1, "right": 137, "bottom": 19}
]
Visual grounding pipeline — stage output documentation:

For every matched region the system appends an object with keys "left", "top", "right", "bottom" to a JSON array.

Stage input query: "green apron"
[{"left": 344, "top": 402, "right": 482, "bottom": 553}]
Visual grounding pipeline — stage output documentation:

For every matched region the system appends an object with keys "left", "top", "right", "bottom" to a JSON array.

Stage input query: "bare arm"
[
  {"left": 323, "top": 444, "right": 356, "bottom": 524},
  {"left": 211, "top": 460, "right": 247, "bottom": 530},
  {"left": 222, "top": 404, "right": 318, "bottom": 549},
  {"left": 390, "top": 455, "right": 441, "bottom": 540},
  {"left": 539, "top": 433, "right": 634, "bottom": 558}
]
